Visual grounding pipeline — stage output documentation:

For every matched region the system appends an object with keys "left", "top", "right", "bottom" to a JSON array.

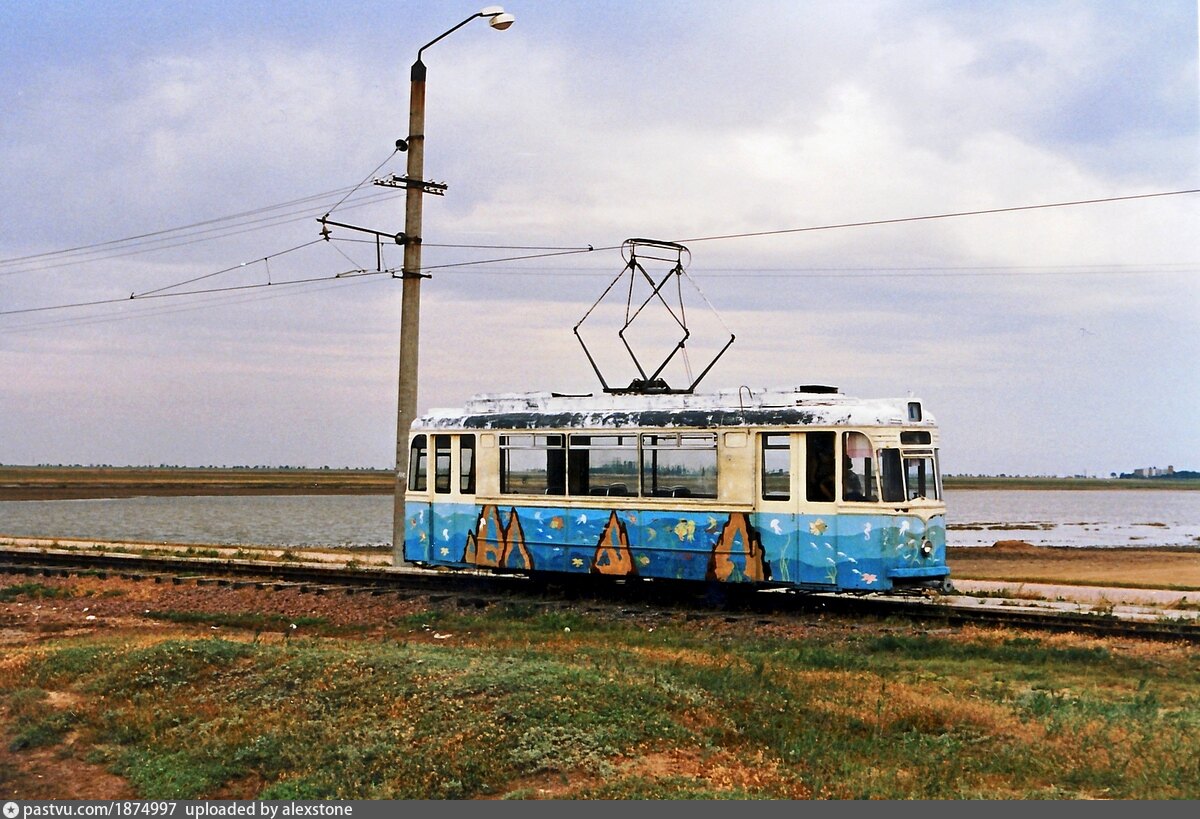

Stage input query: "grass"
[
  {"left": 6, "top": 687, "right": 81, "bottom": 751},
  {"left": 0, "top": 582, "right": 125, "bottom": 602},
  {"left": 145, "top": 610, "right": 333, "bottom": 632},
  {"left": 0, "top": 582, "right": 78, "bottom": 602},
  {"left": 2, "top": 603, "right": 1199, "bottom": 799}
]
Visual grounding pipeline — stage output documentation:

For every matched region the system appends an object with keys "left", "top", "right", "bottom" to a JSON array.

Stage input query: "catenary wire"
[
  {"left": 0, "top": 184, "right": 368, "bottom": 268},
  {"left": 132, "top": 240, "right": 326, "bottom": 297},
  {"left": 406, "top": 189, "right": 1199, "bottom": 274},
  {"left": 0, "top": 273, "right": 389, "bottom": 335},
  {"left": 432, "top": 263, "right": 1199, "bottom": 278},
  {"left": 5, "top": 188, "right": 1196, "bottom": 318},
  {"left": 0, "top": 268, "right": 388, "bottom": 317},
  {"left": 0, "top": 189, "right": 406, "bottom": 277},
  {"left": 671, "top": 189, "right": 1200, "bottom": 244}
]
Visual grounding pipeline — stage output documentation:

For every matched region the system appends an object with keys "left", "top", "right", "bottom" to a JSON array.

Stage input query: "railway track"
[{"left": 2, "top": 547, "right": 1198, "bottom": 643}]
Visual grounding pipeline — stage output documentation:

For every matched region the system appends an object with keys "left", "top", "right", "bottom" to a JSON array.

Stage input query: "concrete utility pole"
[{"left": 392, "top": 7, "right": 515, "bottom": 565}]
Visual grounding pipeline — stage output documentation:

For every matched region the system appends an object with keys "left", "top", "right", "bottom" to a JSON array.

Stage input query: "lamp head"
[{"left": 480, "top": 6, "right": 515, "bottom": 30}]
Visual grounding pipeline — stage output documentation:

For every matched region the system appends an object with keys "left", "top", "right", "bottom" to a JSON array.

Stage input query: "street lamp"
[{"left": 393, "top": 6, "right": 515, "bottom": 565}]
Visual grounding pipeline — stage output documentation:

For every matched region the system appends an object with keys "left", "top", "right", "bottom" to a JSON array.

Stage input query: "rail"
[{"left": 2, "top": 547, "right": 1197, "bottom": 643}]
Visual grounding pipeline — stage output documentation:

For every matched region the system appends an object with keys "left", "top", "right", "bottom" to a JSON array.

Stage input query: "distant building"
[{"left": 1132, "top": 465, "right": 1176, "bottom": 478}]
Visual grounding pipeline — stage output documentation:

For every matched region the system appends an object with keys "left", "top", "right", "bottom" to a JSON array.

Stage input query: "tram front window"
[
  {"left": 879, "top": 448, "right": 940, "bottom": 502},
  {"left": 905, "top": 454, "right": 939, "bottom": 500}
]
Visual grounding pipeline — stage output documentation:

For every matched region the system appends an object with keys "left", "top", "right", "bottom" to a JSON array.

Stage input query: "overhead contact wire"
[
  {"left": 0, "top": 190, "right": 404, "bottom": 277},
  {"left": 671, "top": 189, "right": 1200, "bottom": 245},
  {"left": 132, "top": 239, "right": 325, "bottom": 297},
  {"left": 0, "top": 184, "right": 364, "bottom": 268}
]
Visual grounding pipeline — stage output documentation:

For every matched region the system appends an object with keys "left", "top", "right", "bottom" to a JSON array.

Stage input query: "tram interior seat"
[
  {"left": 653, "top": 486, "right": 692, "bottom": 498},
  {"left": 588, "top": 483, "right": 630, "bottom": 497}
]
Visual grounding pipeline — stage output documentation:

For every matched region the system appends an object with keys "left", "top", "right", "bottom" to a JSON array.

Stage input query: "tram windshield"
[
  {"left": 879, "top": 446, "right": 940, "bottom": 502},
  {"left": 905, "top": 453, "right": 939, "bottom": 500}
]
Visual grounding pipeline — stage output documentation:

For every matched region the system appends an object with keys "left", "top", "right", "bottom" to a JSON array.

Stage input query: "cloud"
[{"left": 0, "top": 1, "right": 1196, "bottom": 473}]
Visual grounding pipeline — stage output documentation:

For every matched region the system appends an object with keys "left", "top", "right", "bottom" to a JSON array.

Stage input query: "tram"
[{"left": 399, "top": 385, "right": 949, "bottom": 593}]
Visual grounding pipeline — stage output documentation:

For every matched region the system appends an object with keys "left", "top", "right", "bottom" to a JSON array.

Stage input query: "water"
[
  {"left": 0, "top": 495, "right": 393, "bottom": 549},
  {"left": 0, "top": 489, "right": 1197, "bottom": 550},
  {"left": 945, "top": 489, "right": 1200, "bottom": 549}
]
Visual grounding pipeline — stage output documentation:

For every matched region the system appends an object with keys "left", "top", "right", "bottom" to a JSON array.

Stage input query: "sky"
[{"left": 0, "top": 0, "right": 1197, "bottom": 477}]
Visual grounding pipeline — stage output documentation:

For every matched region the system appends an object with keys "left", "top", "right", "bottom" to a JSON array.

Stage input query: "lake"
[{"left": 0, "top": 490, "right": 1197, "bottom": 550}]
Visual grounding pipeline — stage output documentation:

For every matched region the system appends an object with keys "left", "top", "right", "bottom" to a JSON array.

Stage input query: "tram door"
[
  {"left": 433, "top": 434, "right": 478, "bottom": 564},
  {"left": 758, "top": 431, "right": 839, "bottom": 586},
  {"left": 406, "top": 434, "right": 478, "bottom": 564},
  {"left": 404, "top": 434, "right": 433, "bottom": 562}
]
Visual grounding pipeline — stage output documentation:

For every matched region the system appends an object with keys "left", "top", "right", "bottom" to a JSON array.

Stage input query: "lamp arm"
[{"left": 417, "top": 13, "right": 484, "bottom": 62}]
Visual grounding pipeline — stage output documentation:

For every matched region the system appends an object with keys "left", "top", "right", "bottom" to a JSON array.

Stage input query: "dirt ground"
[{"left": 948, "top": 540, "right": 1200, "bottom": 590}]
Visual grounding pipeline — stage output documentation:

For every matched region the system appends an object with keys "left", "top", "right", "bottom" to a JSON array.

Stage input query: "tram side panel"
[
  {"left": 407, "top": 497, "right": 947, "bottom": 592},
  {"left": 403, "top": 425, "right": 950, "bottom": 592}
]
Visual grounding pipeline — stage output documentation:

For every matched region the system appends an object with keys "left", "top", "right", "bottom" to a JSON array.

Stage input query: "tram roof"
[{"left": 415, "top": 385, "right": 936, "bottom": 431}]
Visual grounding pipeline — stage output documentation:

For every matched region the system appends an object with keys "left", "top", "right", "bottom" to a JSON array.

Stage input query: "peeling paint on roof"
[{"left": 416, "top": 386, "right": 937, "bottom": 430}]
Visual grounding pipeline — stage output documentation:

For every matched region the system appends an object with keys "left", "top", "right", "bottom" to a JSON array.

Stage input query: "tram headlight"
[{"left": 920, "top": 539, "right": 934, "bottom": 558}]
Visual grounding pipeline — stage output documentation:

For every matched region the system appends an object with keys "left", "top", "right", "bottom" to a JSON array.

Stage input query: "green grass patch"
[
  {"left": 146, "top": 610, "right": 330, "bottom": 632},
  {"left": 0, "top": 582, "right": 76, "bottom": 602},
  {"left": 3, "top": 687, "right": 81, "bottom": 751},
  {"left": 6, "top": 608, "right": 1200, "bottom": 799}
]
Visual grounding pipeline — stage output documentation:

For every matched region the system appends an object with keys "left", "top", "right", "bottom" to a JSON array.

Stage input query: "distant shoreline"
[
  {"left": 0, "top": 465, "right": 393, "bottom": 501},
  {"left": 0, "top": 465, "right": 1196, "bottom": 501},
  {"left": 943, "top": 476, "right": 1200, "bottom": 491}
]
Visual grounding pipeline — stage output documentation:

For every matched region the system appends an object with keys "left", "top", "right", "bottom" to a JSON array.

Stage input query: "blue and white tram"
[{"left": 400, "top": 385, "right": 949, "bottom": 593}]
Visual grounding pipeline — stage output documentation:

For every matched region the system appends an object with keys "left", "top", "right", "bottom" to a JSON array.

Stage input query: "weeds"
[
  {"left": 0, "top": 582, "right": 75, "bottom": 602},
  {"left": 145, "top": 610, "right": 330, "bottom": 632}
]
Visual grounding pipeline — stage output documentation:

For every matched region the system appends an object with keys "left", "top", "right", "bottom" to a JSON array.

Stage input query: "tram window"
[
  {"left": 408, "top": 434, "right": 428, "bottom": 493},
  {"left": 568, "top": 434, "right": 637, "bottom": 496},
  {"left": 761, "top": 434, "right": 790, "bottom": 500},
  {"left": 905, "top": 455, "right": 940, "bottom": 500},
  {"left": 500, "top": 434, "right": 565, "bottom": 495},
  {"left": 641, "top": 432, "right": 718, "bottom": 499},
  {"left": 841, "top": 432, "right": 878, "bottom": 502},
  {"left": 900, "top": 431, "right": 931, "bottom": 445},
  {"left": 805, "top": 431, "right": 836, "bottom": 502},
  {"left": 433, "top": 435, "right": 452, "bottom": 493},
  {"left": 880, "top": 448, "right": 905, "bottom": 502},
  {"left": 460, "top": 435, "right": 476, "bottom": 494}
]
